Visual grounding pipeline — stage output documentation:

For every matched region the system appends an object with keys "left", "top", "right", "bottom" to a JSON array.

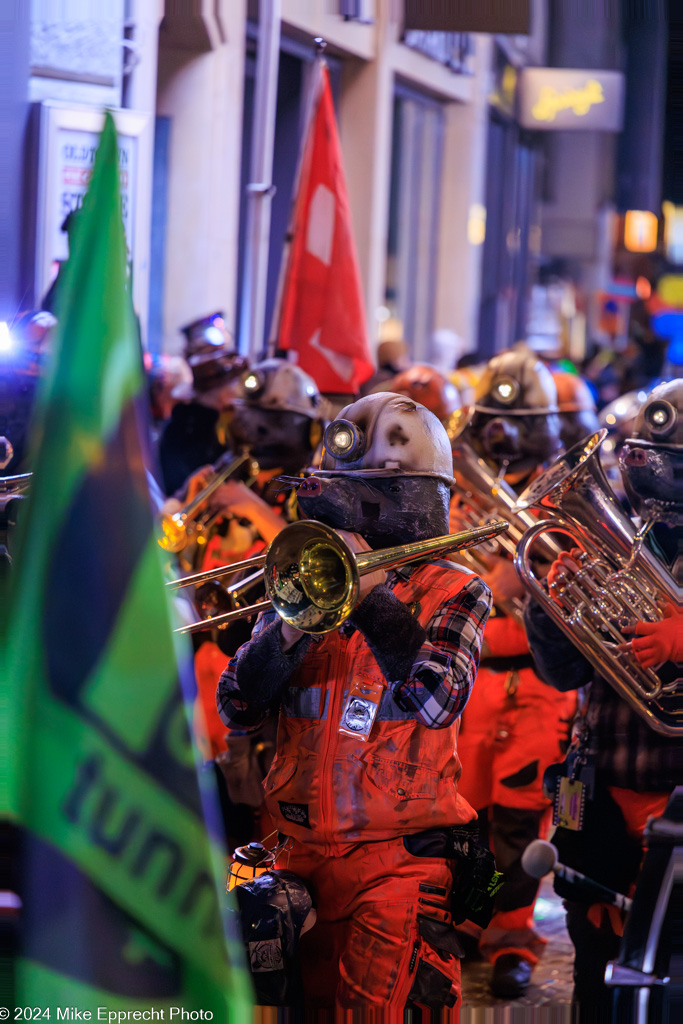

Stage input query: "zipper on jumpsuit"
[{"left": 319, "top": 629, "right": 350, "bottom": 854}]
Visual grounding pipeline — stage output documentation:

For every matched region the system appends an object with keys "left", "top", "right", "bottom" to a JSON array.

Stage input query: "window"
[{"left": 385, "top": 85, "right": 445, "bottom": 360}]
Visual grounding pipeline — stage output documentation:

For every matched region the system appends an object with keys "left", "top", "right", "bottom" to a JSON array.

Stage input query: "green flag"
[{"left": 3, "top": 113, "right": 251, "bottom": 1019}]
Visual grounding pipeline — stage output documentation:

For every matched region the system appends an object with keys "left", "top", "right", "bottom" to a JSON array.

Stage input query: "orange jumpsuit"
[
  {"left": 227, "top": 561, "right": 485, "bottom": 1014},
  {"left": 457, "top": 607, "right": 576, "bottom": 965}
]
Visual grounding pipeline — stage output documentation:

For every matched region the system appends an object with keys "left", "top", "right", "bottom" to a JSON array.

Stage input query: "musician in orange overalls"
[
  {"left": 218, "top": 393, "right": 493, "bottom": 1013},
  {"left": 453, "top": 349, "right": 577, "bottom": 998},
  {"left": 164, "top": 359, "right": 324, "bottom": 844}
]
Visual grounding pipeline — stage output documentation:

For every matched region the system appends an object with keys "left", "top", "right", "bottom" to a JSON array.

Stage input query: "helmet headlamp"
[
  {"left": 324, "top": 418, "right": 366, "bottom": 461},
  {"left": 493, "top": 376, "right": 520, "bottom": 405},
  {"left": 242, "top": 370, "right": 265, "bottom": 398},
  {"left": 646, "top": 400, "right": 676, "bottom": 439}
]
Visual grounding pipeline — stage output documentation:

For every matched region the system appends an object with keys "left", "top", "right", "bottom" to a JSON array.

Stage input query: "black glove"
[
  {"left": 234, "top": 619, "right": 312, "bottom": 707},
  {"left": 349, "top": 584, "right": 427, "bottom": 683}
]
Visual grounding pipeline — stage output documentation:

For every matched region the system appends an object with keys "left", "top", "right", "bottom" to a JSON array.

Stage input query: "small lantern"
[{"left": 227, "top": 842, "right": 276, "bottom": 891}]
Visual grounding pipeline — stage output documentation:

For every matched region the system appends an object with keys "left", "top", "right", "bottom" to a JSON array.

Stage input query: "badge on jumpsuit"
[
  {"left": 339, "top": 679, "right": 384, "bottom": 740},
  {"left": 554, "top": 776, "right": 586, "bottom": 831}
]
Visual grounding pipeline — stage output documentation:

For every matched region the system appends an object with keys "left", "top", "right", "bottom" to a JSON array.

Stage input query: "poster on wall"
[
  {"left": 34, "top": 103, "right": 152, "bottom": 326},
  {"left": 52, "top": 128, "right": 137, "bottom": 259}
]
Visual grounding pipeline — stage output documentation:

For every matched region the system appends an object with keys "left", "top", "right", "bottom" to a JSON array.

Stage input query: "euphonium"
[
  {"left": 513, "top": 430, "right": 681, "bottom": 737},
  {"left": 158, "top": 449, "right": 259, "bottom": 554},
  {"left": 169, "top": 518, "right": 510, "bottom": 636},
  {"left": 449, "top": 441, "right": 565, "bottom": 620}
]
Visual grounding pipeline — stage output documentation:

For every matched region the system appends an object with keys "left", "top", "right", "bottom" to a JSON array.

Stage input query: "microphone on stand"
[{"left": 522, "top": 839, "right": 633, "bottom": 912}]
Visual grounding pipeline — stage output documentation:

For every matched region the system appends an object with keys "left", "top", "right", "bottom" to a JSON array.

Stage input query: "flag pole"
[
  {"left": 241, "top": 0, "right": 282, "bottom": 362},
  {"left": 266, "top": 39, "right": 327, "bottom": 359}
]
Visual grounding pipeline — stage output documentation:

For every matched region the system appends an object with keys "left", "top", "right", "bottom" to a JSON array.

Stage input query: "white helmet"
[
  {"left": 319, "top": 392, "right": 454, "bottom": 484},
  {"left": 474, "top": 350, "right": 559, "bottom": 416},
  {"left": 237, "top": 358, "right": 321, "bottom": 418}
]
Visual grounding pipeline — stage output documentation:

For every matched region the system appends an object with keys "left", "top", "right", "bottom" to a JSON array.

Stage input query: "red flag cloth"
[{"left": 276, "top": 65, "right": 374, "bottom": 393}]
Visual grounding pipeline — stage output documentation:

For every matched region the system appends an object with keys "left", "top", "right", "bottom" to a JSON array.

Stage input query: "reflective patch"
[{"left": 282, "top": 687, "right": 321, "bottom": 719}]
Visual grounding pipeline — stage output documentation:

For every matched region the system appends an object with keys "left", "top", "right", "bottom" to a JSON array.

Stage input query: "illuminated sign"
[
  {"left": 518, "top": 68, "right": 624, "bottom": 131},
  {"left": 624, "top": 210, "right": 658, "bottom": 253}
]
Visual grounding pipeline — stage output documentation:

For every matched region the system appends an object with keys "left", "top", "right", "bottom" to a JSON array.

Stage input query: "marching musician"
[
  {"left": 524, "top": 378, "right": 683, "bottom": 1020},
  {"left": 452, "top": 349, "right": 577, "bottom": 998},
  {"left": 177, "top": 359, "right": 324, "bottom": 845},
  {"left": 217, "top": 393, "right": 494, "bottom": 1012},
  {"left": 158, "top": 313, "right": 248, "bottom": 496}
]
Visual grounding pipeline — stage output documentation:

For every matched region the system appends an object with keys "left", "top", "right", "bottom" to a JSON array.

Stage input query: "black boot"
[{"left": 491, "top": 953, "right": 533, "bottom": 998}]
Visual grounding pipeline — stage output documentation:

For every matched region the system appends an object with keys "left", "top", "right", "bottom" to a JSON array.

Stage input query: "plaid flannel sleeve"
[
  {"left": 216, "top": 610, "right": 279, "bottom": 731},
  {"left": 391, "top": 575, "right": 493, "bottom": 729}
]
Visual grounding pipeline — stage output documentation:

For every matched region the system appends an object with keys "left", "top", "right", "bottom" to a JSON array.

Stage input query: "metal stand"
[{"left": 605, "top": 787, "right": 683, "bottom": 1022}]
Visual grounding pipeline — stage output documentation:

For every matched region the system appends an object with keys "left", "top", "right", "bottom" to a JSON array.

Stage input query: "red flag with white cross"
[{"left": 274, "top": 63, "right": 374, "bottom": 393}]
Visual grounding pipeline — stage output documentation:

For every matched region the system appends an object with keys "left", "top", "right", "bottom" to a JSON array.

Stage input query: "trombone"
[
  {"left": 1, "top": 472, "right": 32, "bottom": 511},
  {"left": 158, "top": 449, "right": 259, "bottom": 554},
  {"left": 168, "top": 518, "right": 510, "bottom": 635}
]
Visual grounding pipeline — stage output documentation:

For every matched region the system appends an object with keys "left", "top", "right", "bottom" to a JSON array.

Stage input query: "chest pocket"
[
  {"left": 263, "top": 755, "right": 297, "bottom": 795},
  {"left": 364, "top": 755, "right": 439, "bottom": 801}
]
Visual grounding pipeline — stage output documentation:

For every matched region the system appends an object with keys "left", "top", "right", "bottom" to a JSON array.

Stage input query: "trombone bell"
[{"left": 157, "top": 449, "right": 259, "bottom": 554}]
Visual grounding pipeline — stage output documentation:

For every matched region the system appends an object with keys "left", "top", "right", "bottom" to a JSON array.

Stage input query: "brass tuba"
[
  {"left": 514, "top": 430, "right": 681, "bottom": 736},
  {"left": 168, "top": 518, "right": 510, "bottom": 635},
  {"left": 449, "top": 441, "right": 565, "bottom": 620}
]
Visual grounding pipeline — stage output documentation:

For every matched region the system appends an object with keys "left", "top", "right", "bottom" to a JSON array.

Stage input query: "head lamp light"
[
  {"left": 493, "top": 376, "right": 520, "bottom": 405},
  {"left": 646, "top": 400, "right": 676, "bottom": 438},
  {"left": 242, "top": 370, "right": 265, "bottom": 398},
  {"left": 323, "top": 418, "right": 366, "bottom": 461}
]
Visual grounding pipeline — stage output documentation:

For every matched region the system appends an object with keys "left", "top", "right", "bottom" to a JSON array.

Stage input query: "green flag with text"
[{"left": 3, "top": 113, "right": 251, "bottom": 1019}]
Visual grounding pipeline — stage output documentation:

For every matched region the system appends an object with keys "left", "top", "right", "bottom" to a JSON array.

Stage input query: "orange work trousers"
[{"left": 277, "top": 836, "right": 462, "bottom": 1018}]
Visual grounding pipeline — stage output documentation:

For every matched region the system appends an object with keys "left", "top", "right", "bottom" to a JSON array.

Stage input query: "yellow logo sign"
[{"left": 532, "top": 79, "right": 605, "bottom": 122}]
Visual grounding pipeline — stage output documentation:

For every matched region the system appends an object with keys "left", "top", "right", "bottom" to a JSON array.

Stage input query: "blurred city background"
[{"left": 1, "top": 0, "right": 681, "bottom": 386}]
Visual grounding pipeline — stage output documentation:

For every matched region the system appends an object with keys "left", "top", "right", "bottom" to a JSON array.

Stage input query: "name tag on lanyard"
[{"left": 339, "top": 679, "right": 385, "bottom": 741}]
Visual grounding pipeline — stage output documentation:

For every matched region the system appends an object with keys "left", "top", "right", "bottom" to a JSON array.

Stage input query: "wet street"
[{"left": 461, "top": 876, "right": 575, "bottom": 1020}]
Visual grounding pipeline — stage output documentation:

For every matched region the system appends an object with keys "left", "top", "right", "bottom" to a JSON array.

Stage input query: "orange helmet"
[
  {"left": 387, "top": 364, "right": 462, "bottom": 423},
  {"left": 552, "top": 371, "right": 597, "bottom": 414}
]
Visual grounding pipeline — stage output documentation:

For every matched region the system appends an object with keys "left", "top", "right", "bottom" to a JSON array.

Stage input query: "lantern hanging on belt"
[{"left": 227, "top": 841, "right": 276, "bottom": 891}]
